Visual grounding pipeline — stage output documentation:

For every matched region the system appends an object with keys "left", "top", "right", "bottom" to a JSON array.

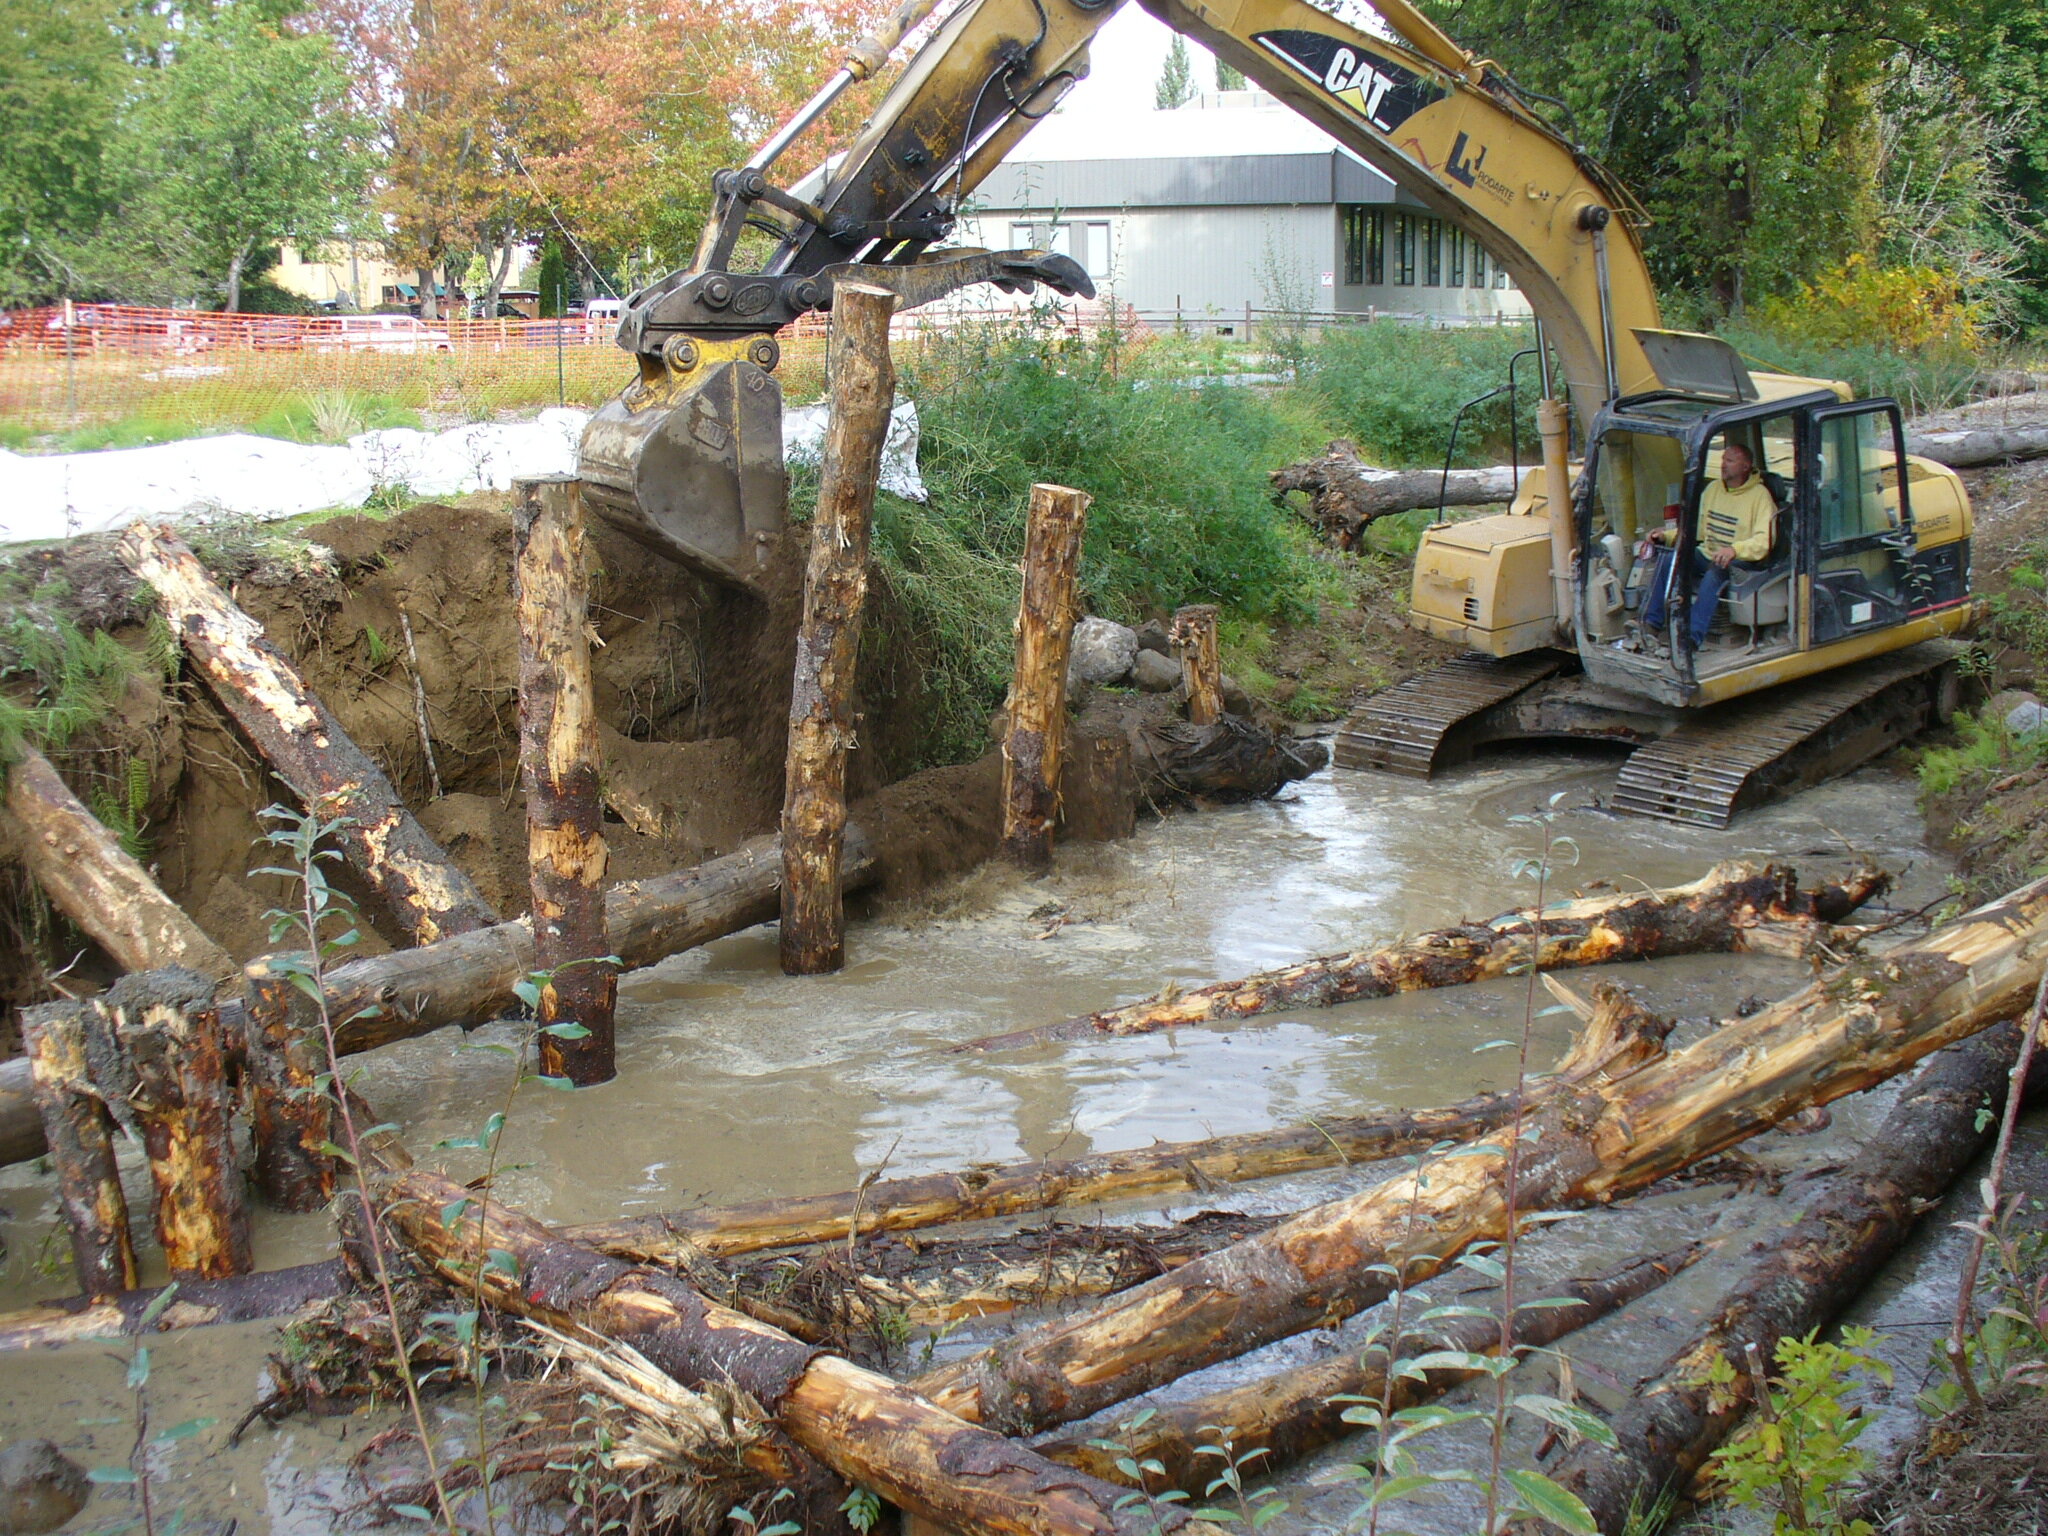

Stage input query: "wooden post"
[
  {"left": 1171, "top": 603, "right": 1223, "bottom": 725},
  {"left": 2, "top": 745, "right": 233, "bottom": 980},
  {"left": 22, "top": 1001, "right": 136, "bottom": 1298},
  {"left": 515, "top": 476, "right": 617, "bottom": 1082},
  {"left": 116, "top": 524, "right": 499, "bottom": 945},
  {"left": 780, "top": 281, "right": 895, "bottom": 976},
  {"left": 96, "top": 970, "right": 250, "bottom": 1280},
  {"left": 1057, "top": 726, "right": 1136, "bottom": 843},
  {"left": 242, "top": 957, "right": 336, "bottom": 1212},
  {"left": 1000, "top": 483, "right": 1092, "bottom": 870}
]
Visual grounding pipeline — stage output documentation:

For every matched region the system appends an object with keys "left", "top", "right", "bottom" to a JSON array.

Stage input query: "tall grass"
[
  {"left": 1716, "top": 324, "right": 1987, "bottom": 414},
  {"left": 1298, "top": 320, "right": 1541, "bottom": 467}
]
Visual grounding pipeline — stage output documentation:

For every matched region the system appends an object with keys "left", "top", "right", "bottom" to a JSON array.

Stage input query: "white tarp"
[{"left": 1, "top": 398, "right": 925, "bottom": 546}]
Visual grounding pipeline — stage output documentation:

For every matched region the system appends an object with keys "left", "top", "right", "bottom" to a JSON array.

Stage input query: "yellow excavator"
[{"left": 578, "top": 0, "right": 1979, "bottom": 827}]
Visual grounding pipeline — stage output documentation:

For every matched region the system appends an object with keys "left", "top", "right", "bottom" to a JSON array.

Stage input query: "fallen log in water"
[
  {"left": 957, "top": 862, "right": 1884, "bottom": 1053},
  {"left": 907, "top": 876, "right": 2048, "bottom": 1436},
  {"left": 1036, "top": 1243, "right": 1703, "bottom": 1496},
  {"left": 0, "top": 1262, "right": 345, "bottom": 1353},
  {"left": 568, "top": 985, "right": 1671, "bottom": 1264},
  {"left": 383, "top": 1167, "right": 1222, "bottom": 1536},
  {"left": 1546, "top": 1019, "right": 2032, "bottom": 1533}
]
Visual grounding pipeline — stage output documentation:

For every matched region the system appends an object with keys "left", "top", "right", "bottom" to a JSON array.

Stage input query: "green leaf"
[
  {"left": 153, "top": 1417, "right": 216, "bottom": 1443},
  {"left": 1505, "top": 1469, "right": 1599, "bottom": 1535},
  {"left": 390, "top": 1505, "right": 437, "bottom": 1521},
  {"left": 541, "top": 1020, "right": 592, "bottom": 1040},
  {"left": 88, "top": 1467, "right": 140, "bottom": 1484},
  {"left": 138, "top": 1281, "right": 182, "bottom": 1330},
  {"left": 485, "top": 1248, "right": 521, "bottom": 1277},
  {"left": 1368, "top": 1474, "right": 1443, "bottom": 1507},
  {"left": 314, "top": 1140, "right": 357, "bottom": 1164},
  {"left": 440, "top": 1196, "right": 472, "bottom": 1229},
  {"left": 1513, "top": 1394, "right": 1619, "bottom": 1448},
  {"left": 127, "top": 1346, "right": 150, "bottom": 1389},
  {"left": 535, "top": 1073, "right": 576, "bottom": 1090}
]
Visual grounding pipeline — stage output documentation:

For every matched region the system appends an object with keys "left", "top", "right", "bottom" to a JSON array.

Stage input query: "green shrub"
[
  {"left": 1715, "top": 323, "right": 1986, "bottom": 415},
  {"left": 1917, "top": 708, "right": 2047, "bottom": 799},
  {"left": 1296, "top": 320, "right": 1540, "bottom": 468}
]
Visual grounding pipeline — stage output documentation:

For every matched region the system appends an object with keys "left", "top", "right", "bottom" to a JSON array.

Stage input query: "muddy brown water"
[{"left": 0, "top": 747, "right": 1968, "bottom": 1531}]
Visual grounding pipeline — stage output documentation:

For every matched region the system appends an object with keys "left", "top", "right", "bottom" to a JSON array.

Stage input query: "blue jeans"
[{"left": 1641, "top": 547, "right": 1732, "bottom": 647}]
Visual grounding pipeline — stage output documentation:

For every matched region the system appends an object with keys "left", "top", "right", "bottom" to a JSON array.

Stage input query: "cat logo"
[{"left": 1253, "top": 30, "right": 1445, "bottom": 134}]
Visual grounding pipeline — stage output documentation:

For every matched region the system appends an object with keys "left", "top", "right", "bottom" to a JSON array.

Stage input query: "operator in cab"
[{"left": 1636, "top": 440, "right": 1778, "bottom": 652}]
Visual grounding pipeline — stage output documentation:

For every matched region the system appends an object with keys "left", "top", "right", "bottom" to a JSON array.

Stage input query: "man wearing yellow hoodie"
[{"left": 1639, "top": 441, "right": 1778, "bottom": 651}]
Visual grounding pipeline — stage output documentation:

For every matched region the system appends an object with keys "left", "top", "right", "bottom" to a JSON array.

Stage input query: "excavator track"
[
  {"left": 1334, "top": 652, "right": 1565, "bottom": 777},
  {"left": 1609, "top": 643, "right": 1961, "bottom": 827}
]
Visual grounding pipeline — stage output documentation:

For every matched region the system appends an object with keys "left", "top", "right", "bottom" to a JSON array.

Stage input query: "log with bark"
[
  {"left": 783, "top": 283, "right": 893, "bottom": 970},
  {"left": 1037, "top": 1242, "right": 1703, "bottom": 1496},
  {"left": 383, "top": 1167, "right": 1221, "bottom": 1536},
  {"left": 957, "top": 861, "right": 1886, "bottom": 1053},
  {"left": 117, "top": 523, "right": 498, "bottom": 945},
  {"left": 0, "top": 1262, "right": 345, "bottom": 1353},
  {"left": 1, "top": 744, "right": 234, "bottom": 981},
  {"left": 1545, "top": 1019, "right": 2032, "bottom": 1533},
  {"left": 570, "top": 983, "right": 1671, "bottom": 1265},
  {"left": 1906, "top": 421, "right": 2048, "bottom": 468},
  {"left": 242, "top": 958, "right": 336, "bottom": 1212},
  {"left": 1131, "top": 716, "right": 1328, "bottom": 805},
  {"left": 1270, "top": 441, "right": 1520, "bottom": 548},
  {"left": 905, "top": 875, "right": 2048, "bottom": 1437},
  {"left": 1171, "top": 604, "right": 1224, "bottom": 726},
  {"left": 515, "top": 476, "right": 617, "bottom": 1080},
  {"left": 1002, "top": 483, "right": 1093, "bottom": 870},
  {"left": 22, "top": 999, "right": 136, "bottom": 1298}
]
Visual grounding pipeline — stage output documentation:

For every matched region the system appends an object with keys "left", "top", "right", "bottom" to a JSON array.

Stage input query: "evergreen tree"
[
  {"left": 1155, "top": 36, "right": 1195, "bottom": 110},
  {"left": 1217, "top": 56, "right": 1246, "bottom": 91},
  {"left": 537, "top": 238, "right": 569, "bottom": 318}
]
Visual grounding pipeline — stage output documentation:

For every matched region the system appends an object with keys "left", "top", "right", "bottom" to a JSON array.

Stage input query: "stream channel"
[{"left": 0, "top": 744, "right": 2015, "bottom": 1533}]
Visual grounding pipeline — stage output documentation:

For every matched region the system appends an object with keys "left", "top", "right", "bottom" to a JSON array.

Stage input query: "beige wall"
[{"left": 274, "top": 243, "right": 407, "bottom": 308}]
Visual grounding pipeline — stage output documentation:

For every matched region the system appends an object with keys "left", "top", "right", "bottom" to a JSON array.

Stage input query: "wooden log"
[
  {"left": 116, "top": 523, "right": 498, "bottom": 945},
  {"left": 242, "top": 957, "right": 336, "bottom": 1212},
  {"left": 1170, "top": 604, "right": 1223, "bottom": 726},
  {"left": 1001, "top": 483, "right": 1093, "bottom": 871},
  {"left": 906, "top": 875, "right": 2048, "bottom": 1436},
  {"left": 958, "top": 861, "right": 1886, "bottom": 1053},
  {"left": 96, "top": 969, "right": 250, "bottom": 1280},
  {"left": 0, "top": 1261, "right": 344, "bottom": 1353},
  {"left": 1131, "top": 716, "right": 1328, "bottom": 804},
  {"left": 1059, "top": 725, "right": 1137, "bottom": 842},
  {"left": 782, "top": 283, "right": 894, "bottom": 975},
  {"left": 1037, "top": 1243, "right": 1703, "bottom": 1496},
  {"left": 22, "top": 1000, "right": 136, "bottom": 1298},
  {"left": 515, "top": 476, "right": 617, "bottom": 1080},
  {"left": 1269, "top": 442, "right": 1518, "bottom": 548},
  {"left": 383, "top": 1167, "right": 1219, "bottom": 1536},
  {"left": 1906, "top": 421, "right": 2048, "bottom": 468},
  {"left": 1546, "top": 1021, "right": 2027, "bottom": 1534},
  {"left": 1, "top": 745, "right": 234, "bottom": 981},
  {"left": 567, "top": 984, "right": 1671, "bottom": 1263}
]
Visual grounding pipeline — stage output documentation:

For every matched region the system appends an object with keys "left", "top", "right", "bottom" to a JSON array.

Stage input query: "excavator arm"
[{"left": 580, "top": 0, "right": 1666, "bottom": 588}]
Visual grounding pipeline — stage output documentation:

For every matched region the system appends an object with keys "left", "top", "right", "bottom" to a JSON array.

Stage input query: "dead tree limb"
[
  {"left": 1037, "top": 1243, "right": 1704, "bottom": 1495},
  {"left": 957, "top": 862, "right": 1886, "bottom": 1053},
  {"left": 1, "top": 744, "right": 233, "bottom": 980},
  {"left": 906, "top": 876, "right": 2048, "bottom": 1437},
  {"left": 1906, "top": 422, "right": 2048, "bottom": 468},
  {"left": 116, "top": 523, "right": 497, "bottom": 945},
  {"left": 1270, "top": 442, "right": 1518, "bottom": 548},
  {"left": 515, "top": 476, "right": 617, "bottom": 1081},
  {"left": 1001, "top": 484, "right": 1092, "bottom": 870},
  {"left": 382, "top": 1168, "right": 1221, "bottom": 1536},
  {"left": 567, "top": 985, "right": 1671, "bottom": 1263},
  {"left": 0, "top": 1261, "right": 345, "bottom": 1353},
  {"left": 1546, "top": 1021, "right": 2029, "bottom": 1533},
  {"left": 782, "top": 283, "right": 893, "bottom": 973}
]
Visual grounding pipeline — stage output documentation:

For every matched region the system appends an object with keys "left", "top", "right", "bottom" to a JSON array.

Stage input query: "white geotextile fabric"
[{"left": 1, "top": 398, "right": 925, "bottom": 545}]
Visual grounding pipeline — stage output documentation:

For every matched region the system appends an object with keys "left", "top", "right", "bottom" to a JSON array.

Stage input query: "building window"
[
  {"left": 1447, "top": 227, "right": 1465, "bottom": 287},
  {"left": 1342, "top": 207, "right": 1364, "bottom": 285},
  {"left": 1494, "top": 260, "right": 1509, "bottom": 290},
  {"left": 1423, "top": 219, "right": 1442, "bottom": 286},
  {"left": 1341, "top": 207, "right": 1386, "bottom": 285},
  {"left": 1007, "top": 219, "right": 1115, "bottom": 285},
  {"left": 1470, "top": 243, "right": 1488, "bottom": 289},
  {"left": 1392, "top": 214, "right": 1415, "bottom": 285}
]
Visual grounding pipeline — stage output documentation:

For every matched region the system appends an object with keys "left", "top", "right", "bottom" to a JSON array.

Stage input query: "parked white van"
[{"left": 309, "top": 314, "right": 455, "bottom": 354}]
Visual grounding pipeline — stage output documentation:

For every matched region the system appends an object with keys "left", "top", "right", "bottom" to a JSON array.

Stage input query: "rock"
[
  {"left": 1220, "top": 673, "right": 1254, "bottom": 716},
  {"left": 2006, "top": 697, "right": 2046, "bottom": 737},
  {"left": 1133, "top": 619, "right": 1172, "bottom": 656},
  {"left": 0, "top": 1440, "right": 89, "bottom": 1535},
  {"left": 1131, "top": 649, "right": 1181, "bottom": 693},
  {"left": 1066, "top": 617, "right": 1139, "bottom": 689}
]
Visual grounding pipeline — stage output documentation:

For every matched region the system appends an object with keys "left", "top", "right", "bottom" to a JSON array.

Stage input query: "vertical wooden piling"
[
  {"left": 1171, "top": 604, "right": 1223, "bottom": 726},
  {"left": 116, "top": 524, "right": 499, "bottom": 946},
  {"left": 1000, "top": 483, "right": 1093, "bottom": 871},
  {"left": 23, "top": 1000, "right": 137, "bottom": 1298},
  {"left": 780, "top": 282, "right": 897, "bottom": 976},
  {"left": 98, "top": 970, "right": 251, "bottom": 1280},
  {"left": 515, "top": 475, "right": 617, "bottom": 1084},
  {"left": 243, "top": 957, "right": 336, "bottom": 1212}
]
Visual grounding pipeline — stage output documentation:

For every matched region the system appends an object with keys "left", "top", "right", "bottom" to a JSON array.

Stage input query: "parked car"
[{"left": 307, "top": 314, "right": 454, "bottom": 354}]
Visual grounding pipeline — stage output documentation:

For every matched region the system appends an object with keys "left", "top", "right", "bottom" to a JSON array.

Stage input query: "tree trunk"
[
  {"left": 1037, "top": 1244, "right": 1703, "bottom": 1496},
  {"left": 417, "top": 265, "right": 439, "bottom": 322},
  {"left": 515, "top": 476, "right": 617, "bottom": 1082},
  {"left": 957, "top": 862, "right": 1886, "bottom": 1053},
  {"left": 22, "top": 1000, "right": 136, "bottom": 1298},
  {"left": 0, "top": 1260, "right": 344, "bottom": 1354},
  {"left": 2, "top": 745, "right": 233, "bottom": 981},
  {"left": 242, "top": 957, "right": 336, "bottom": 1212},
  {"left": 383, "top": 1167, "right": 1220, "bottom": 1536},
  {"left": 1269, "top": 443, "right": 1519, "bottom": 548},
  {"left": 906, "top": 874, "right": 2048, "bottom": 1437},
  {"left": 782, "top": 283, "right": 894, "bottom": 975},
  {"left": 96, "top": 969, "right": 250, "bottom": 1280},
  {"left": 1131, "top": 716, "right": 1327, "bottom": 804},
  {"left": 118, "top": 525, "right": 497, "bottom": 946},
  {"left": 1546, "top": 1021, "right": 2029, "bottom": 1533},
  {"left": 570, "top": 984, "right": 1671, "bottom": 1264},
  {"left": 1001, "top": 484, "right": 1093, "bottom": 870},
  {"left": 1906, "top": 422, "right": 2048, "bottom": 468},
  {"left": 225, "top": 237, "right": 251, "bottom": 315},
  {"left": 1057, "top": 725, "right": 1136, "bottom": 843},
  {"left": 1171, "top": 604, "right": 1223, "bottom": 726}
]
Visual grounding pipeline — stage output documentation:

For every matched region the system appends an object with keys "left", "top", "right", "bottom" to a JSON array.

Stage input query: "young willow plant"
[
  {"left": 256, "top": 803, "right": 459, "bottom": 1535},
  {"left": 1707, "top": 1330, "right": 1890, "bottom": 1536}
]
